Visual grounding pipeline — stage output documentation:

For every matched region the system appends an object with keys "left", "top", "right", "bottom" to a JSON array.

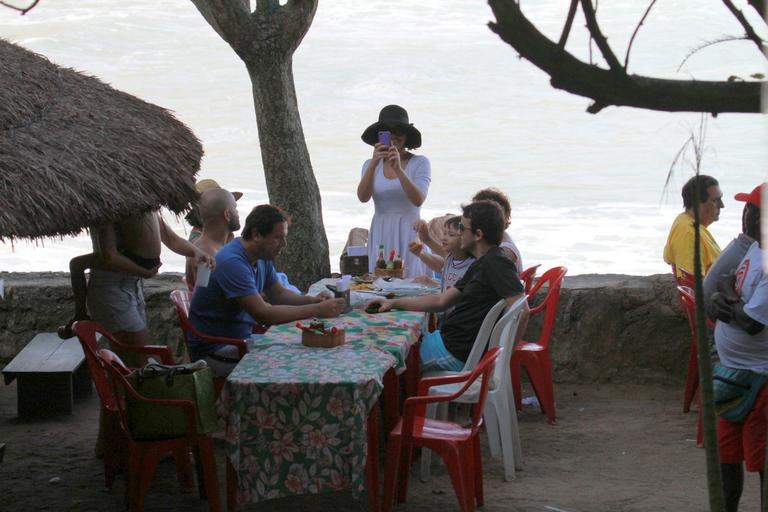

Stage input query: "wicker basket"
[
  {"left": 301, "top": 329, "right": 346, "bottom": 348},
  {"left": 374, "top": 267, "right": 405, "bottom": 278}
]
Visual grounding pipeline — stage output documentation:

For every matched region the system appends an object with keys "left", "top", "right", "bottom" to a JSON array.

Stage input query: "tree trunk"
[
  {"left": 245, "top": 55, "right": 330, "bottom": 290},
  {"left": 189, "top": 0, "right": 327, "bottom": 290}
]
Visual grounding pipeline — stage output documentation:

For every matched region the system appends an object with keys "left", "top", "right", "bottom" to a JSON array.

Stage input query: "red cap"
[{"left": 734, "top": 184, "right": 765, "bottom": 208}]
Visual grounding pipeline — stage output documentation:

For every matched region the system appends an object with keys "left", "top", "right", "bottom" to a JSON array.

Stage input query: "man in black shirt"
[{"left": 369, "top": 200, "right": 529, "bottom": 372}]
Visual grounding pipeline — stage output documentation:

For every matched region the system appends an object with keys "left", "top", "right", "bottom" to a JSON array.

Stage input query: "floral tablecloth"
[{"left": 218, "top": 308, "right": 423, "bottom": 506}]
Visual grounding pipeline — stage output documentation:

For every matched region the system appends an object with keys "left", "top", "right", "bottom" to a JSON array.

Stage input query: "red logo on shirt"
[{"left": 734, "top": 259, "right": 750, "bottom": 296}]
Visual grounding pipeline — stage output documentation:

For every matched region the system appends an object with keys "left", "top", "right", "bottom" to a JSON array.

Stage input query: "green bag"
[
  {"left": 712, "top": 364, "right": 767, "bottom": 423},
  {"left": 126, "top": 359, "right": 218, "bottom": 440}
]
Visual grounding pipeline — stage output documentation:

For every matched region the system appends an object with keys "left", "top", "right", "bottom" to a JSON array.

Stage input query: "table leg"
[
  {"left": 366, "top": 405, "right": 380, "bottom": 512},
  {"left": 404, "top": 340, "right": 421, "bottom": 399},
  {"left": 226, "top": 458, "right": 237, "bottom": 512},
  {"left": 382, "top": 369, "right": 399, "bottom": 435}
]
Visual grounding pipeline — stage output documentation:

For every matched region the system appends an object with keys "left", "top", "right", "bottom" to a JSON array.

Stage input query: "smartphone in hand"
[{"left": 378, "top": 131, "right": 391, "bottom": 146}]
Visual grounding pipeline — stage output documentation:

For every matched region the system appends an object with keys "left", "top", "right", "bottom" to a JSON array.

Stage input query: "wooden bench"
[{"left": 2, "top": 333, "right": 93, "bottom": 418}]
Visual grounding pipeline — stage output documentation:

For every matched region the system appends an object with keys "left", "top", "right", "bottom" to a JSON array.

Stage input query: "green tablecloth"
[{"left": 218, "top": 308, "right": 423, "bottom": 506}]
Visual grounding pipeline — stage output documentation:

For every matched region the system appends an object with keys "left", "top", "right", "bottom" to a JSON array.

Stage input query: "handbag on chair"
[{"left": 126, "top": 359, "right": 218, "bottom": 440}]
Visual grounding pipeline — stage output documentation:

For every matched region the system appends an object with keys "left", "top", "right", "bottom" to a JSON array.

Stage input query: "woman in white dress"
[{"left": 357, "top": 105, "right": 431, "bottom": 278}]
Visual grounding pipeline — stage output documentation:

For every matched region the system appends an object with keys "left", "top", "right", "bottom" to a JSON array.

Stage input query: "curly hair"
[
  {"left": 242, "top": 205, "right": 291, "bottom": 240},
  {"left": 472, "top": 188, "right": 511, "bottom": 222}
]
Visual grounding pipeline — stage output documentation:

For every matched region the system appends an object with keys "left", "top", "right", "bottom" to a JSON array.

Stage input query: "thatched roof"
[{"left": 0, "top": 39, "right": 203, "bottom": 240}]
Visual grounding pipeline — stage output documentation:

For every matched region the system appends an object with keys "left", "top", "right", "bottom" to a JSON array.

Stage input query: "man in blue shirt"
[{"left": 189, "top": 204, "right": 345, "bottom": 375}]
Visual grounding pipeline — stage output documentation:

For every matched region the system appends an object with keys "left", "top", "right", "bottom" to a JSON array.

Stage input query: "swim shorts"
[
  {"left": 87, "top": 269, "right": 147, "bottom": 333},
  {"left": 718, "top": 383, "right": 768, "bottom": 471}
]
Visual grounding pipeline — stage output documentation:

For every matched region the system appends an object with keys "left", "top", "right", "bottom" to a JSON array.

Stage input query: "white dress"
[{"left": 362, "top": 155, "right": 431, "bottom": 278}]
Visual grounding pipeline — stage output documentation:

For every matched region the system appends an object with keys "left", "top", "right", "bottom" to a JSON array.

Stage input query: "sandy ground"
[{"left": 0, "top": 380, "right": 760, "bottom": 512}]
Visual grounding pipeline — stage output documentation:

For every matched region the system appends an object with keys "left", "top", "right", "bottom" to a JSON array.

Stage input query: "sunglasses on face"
[{"left": 388, "top": 127, "right": 407, "bottom": 136}]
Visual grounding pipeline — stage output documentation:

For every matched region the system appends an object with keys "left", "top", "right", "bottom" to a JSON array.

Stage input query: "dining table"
[{"left": 216, "top": 278, "right": 435, "bottom": 511}]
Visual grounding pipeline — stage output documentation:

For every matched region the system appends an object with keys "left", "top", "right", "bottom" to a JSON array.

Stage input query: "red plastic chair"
[
  {"left": 677, "top": 285, "right": 700, "bottom": 414},
  {"left": 677, "top": 286, "right": 706, "bottom": 447},
  {"left": 511, "top": 266, "right": 567, "bottom": 424},
  {"left": 519, "top": 264, "right": 540, "bottom": 295},
  {"left": 170, "top": 289, "right": 249, "bottom": 395},
  {"left": 100, "top": 349, "right": 221, "bottom": 512},
  {"left": 382, "top": 348, "right": 502, "bottom": 512},
  {"left": 71, "top": 320, "right": 176, "bottom": 490},
  {"left": 671, "top": 264, "right": 695, "bottom": 289}
]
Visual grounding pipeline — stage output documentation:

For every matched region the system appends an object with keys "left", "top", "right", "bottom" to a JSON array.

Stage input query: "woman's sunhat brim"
[{"left": 361, "top": 121, "right": 422, "bottom": 149}]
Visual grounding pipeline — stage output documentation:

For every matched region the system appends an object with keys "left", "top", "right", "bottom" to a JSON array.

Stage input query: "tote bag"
[{"left": 126, "top": 359, "right": 218, "bottom": 440}]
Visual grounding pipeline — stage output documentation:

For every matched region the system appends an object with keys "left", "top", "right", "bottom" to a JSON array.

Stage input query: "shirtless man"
[
  {"left": 185, "top": 188, "right": 240, "bottom": 286},
  {"left": 64, "top": 211, "right": 214, "bottom": 365}
]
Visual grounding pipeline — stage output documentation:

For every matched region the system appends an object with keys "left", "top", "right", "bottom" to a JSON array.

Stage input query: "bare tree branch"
[
  {"left": 487, "top": 0, "right": 763, "bottom": 114},
  {"left": 721, "top": 0, "right": 767, "bottom": 58},
  {"left": 580, "top": 0, "right": 624, "bottom": 73},
  {"left": 189, "top": 0, "right": 250, "bottom": 53},
  {"left": 624, "top": 0, "right": 658, "bottom": 70},
  {"left": 677, "top": 35, "right": 750, "bottom": 72},
  {"left": 558, "top": 0, "right": 580, "bottom": 50},
  {"left": 0, "top": 0, "right": 39, "bottom": 15},
  {"left": 747, "top": 0, "right": 765, "bottom": 22}
]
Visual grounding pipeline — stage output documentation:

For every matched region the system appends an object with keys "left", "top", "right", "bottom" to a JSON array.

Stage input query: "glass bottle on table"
[{"left": 376, "top": 244, "right": 386, "bottom": 269}]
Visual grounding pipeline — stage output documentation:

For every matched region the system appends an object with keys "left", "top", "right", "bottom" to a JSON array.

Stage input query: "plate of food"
[{"left": 353, "top": 274, "right": 376, "bottom": 284}]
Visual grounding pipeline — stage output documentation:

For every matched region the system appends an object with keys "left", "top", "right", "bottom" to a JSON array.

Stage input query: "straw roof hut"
[{"left": 0, "top": 39, "right": 202, "bottom": 241}]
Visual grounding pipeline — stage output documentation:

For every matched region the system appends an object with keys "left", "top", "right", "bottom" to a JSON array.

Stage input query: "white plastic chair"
[{"left": 420, "top": 297, "right": 526, "bottom": 481}]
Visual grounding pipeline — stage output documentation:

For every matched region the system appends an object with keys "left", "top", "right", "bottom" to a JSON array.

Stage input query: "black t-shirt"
[{"left": 441, "top": 246, "right": 524, "bottom": 362}]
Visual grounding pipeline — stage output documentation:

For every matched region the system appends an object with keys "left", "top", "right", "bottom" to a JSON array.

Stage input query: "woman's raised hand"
[
  {"left": 385, "top": 145, "right": 402, "bottom": 172},
  {"left": 372, "top": 142, "right": 389, "bottom": 164},
  {"left": 413, "top": 219, "right": 430, "bottom": 241}
]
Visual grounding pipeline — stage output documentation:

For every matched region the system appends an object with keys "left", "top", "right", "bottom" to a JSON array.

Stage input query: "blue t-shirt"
[{"left": 188, "top": 238, "right": 278, "bottom": 357}]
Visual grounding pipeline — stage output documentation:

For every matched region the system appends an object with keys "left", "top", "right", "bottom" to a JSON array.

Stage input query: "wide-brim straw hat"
[
  {"left": 361, "top": 105, "right": 422, "bottom": 149},
  {"left": 196, "top": 179, "right": 243, "bottom": 201},
  {"left": 0, "top": 39, "right": 203, "bottom": 241}
]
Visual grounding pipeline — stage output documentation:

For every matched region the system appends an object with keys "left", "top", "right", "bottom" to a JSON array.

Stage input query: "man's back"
[
  {"left": 664, "top": 212, "right": 721, "bottom": 276},
  {"left": 441, "top": 247, "right": 523, "bottom": 362}
]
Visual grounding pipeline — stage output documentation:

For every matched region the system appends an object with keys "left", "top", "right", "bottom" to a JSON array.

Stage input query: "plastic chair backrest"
[
  {"left": 519, "top": 265, "right": 540, "bottom": 295},
  {"left": 461, "top": 299, "right": 508, "bottom": 371},
  {"left": 677, "top": 285, "right": 697, "bottom": 334},
  {"left": 98, "top": 349, "right": 141, "bottom": 440},
  {"left": 676, "top": 266, "right": 695, "bottom": 288},
  {"left": 72, "top": 320, "right": 117, "bottom": 411},
  {"left": 526, "top": 266, "right": 567, "bottom": 349},
  {"left": 170, "top": 288, "right": 194, "bottom": 340},
  {"left": 487, "top": 295, "right": 528, "bottom": 390}
]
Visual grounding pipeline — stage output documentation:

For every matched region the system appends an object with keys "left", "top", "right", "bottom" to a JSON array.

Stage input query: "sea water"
[{"left": 1, "top": 0, "right": 766, "bottom": 275}]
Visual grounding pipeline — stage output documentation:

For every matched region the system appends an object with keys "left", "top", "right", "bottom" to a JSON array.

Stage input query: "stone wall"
[{"left": 0, "top": 272, "right": 690, "bottom": 384}]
